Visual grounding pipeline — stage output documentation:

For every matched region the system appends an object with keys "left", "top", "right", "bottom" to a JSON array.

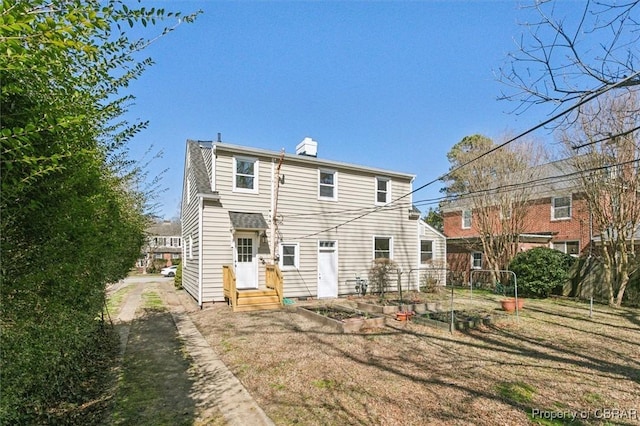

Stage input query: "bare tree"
[
  {"left": 560, "top": 92, "right": 640, "bottom": 307},
  {"left": 500, "top": 0, "right": 640, "bottom": 118},
  {"left": 443, "top": 135, "right": 545, "bottom": 283}
]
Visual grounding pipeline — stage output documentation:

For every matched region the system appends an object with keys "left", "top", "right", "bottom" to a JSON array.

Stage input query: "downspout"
[
  {"left": 198, "top": 196, "right": 203, "bottom": 309},
  {"left": 270, "top": 159, "right": 275, "bottom": 263}
]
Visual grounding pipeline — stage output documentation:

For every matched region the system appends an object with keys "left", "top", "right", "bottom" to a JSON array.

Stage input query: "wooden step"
[{"left": 232, "top": 288, "right": 281, "bottom": 312}]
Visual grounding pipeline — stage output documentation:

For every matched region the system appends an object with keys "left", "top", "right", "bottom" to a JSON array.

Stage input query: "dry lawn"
[{"left": 185, "top": 290, "right": 640, "bottom": 425}]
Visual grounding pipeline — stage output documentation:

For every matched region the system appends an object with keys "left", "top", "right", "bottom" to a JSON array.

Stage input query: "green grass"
[
  {"left": 141, "top": 291, "right": 164, "bottom": 310},
  {"left": 106, "top": 286, "right": 135, "bottom": 317},
  {"left": 496, "top": 381, "right": 536, "bottom": 404},
  {"left": 312, "top": 379, "right": 338, "bottom": 389}
]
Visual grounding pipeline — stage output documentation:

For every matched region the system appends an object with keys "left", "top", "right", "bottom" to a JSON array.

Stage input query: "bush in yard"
[
  {"left": 509, "top": 247, "right": 577, "bottom": 298},
  {"left": 368, "top": 258, "right": 397, "bottom": 298},
  {"left": 174, "top": 263, "right": 183, "bottom": 289}
]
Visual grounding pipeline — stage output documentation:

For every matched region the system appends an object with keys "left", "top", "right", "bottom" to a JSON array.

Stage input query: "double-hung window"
[
  {"left": 279, "top": 243, "right": 299, "bottom": 269},
  {"left": 319, "top": 170, "right": 337, "bottom": 200},
  {"left": 375, "top": 177, "right": 390, "bottom": 204},
  {"left": 374, "top": 236, "right": 392, "bottom": 259},
  {"left": 462, "top": 209, "right": 472, "bottom": 229},
  {"left": 234, "top": 157, "right": 258, "bottom": 193},
  {"left": 552, "top": 196, "right": 571, "bottom": 220},
  {"left": 420, "top": 240, "right": 433, "bottom": 263},
  {"left": 471, "top": 252, "right": 482, "bottom": 269}
]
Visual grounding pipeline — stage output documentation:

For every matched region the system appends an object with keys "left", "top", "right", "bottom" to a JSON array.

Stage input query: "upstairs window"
[
  {"left": 420, "top": 240, "right": 433, "bottom": 263},
  {"left": 462, "top": 209, "right": 472, "bottom": 229},
  {"left": 552, "top": 196, "right": 571, "bottom": 220},
  {"left": 374, "top": 236, "right": 392, "bottom": 259},
  {"left": 319, "top": 170, "right": 337, "bottom": 200},
  {"left": 376, "top": 177, "right": 390, "bottom": 204},
  {"left": 234, "top": 157, "right": 258, "bottom": 193}
]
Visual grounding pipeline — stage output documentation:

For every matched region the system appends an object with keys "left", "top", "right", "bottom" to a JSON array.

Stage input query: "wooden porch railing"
[
  {"left": 222, "top": 265, "right": 237, "bottom": 310},
  {"left": 265, "top": 264, "right": 284, "bottom": 306}
]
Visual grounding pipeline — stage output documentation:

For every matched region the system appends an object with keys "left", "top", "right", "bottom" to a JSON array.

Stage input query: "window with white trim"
[
  {"left": 374, "top": 236, "right": 392, "bottom": 259},
  {"left": 471, "top": 252, "right": 482, "bottom": 269},
  {"left": 375, "top": 177, "right": 390, "bottom": 204},
  {"left": 552, "top": 241, "right": 579, "bottom": 256},
  {"left": 279, "top": 243, "right": 299, "bottom": 269},
  {"left": 552, "top": 196, "right": 571, "bottom": 220},
  {"left": 462, "top": 209, "right": 472, "bottom": 229},
  {"left": 233, "top": 157, "right": 258, "bottom": 192},
  {"left": 420, "top": 240, "right": 433, "bottom": 263},
  {"left": 318, "top": 170, "right": 337, "bottom": 200}
]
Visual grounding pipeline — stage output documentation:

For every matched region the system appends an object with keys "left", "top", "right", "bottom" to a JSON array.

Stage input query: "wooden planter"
[{"left": 296, "top": 305, "right": 385, "bottom": 333}]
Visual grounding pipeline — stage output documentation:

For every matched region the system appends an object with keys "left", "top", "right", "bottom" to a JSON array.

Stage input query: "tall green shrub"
[
  {"left": 509, "top": 247, "right": 577, "bottom": 298},
  {"left": 174, "top": 263, "right": 183, "bottom": 289},
  {"left": 0, "top": 1, "right": 198, "bottom": 423}
]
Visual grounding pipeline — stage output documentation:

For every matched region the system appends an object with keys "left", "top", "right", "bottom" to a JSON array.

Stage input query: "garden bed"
[
  {"left": 294, "top": 304, "right": 385, "bottom": 333},
  {"left": 413, "top": 310, "right": 492, "bottom": 331},
  {"left": 356, "top": 299, "right": 443, "bottom": 315}
]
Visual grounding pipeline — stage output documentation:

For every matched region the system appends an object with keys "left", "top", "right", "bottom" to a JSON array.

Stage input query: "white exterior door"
[
  {"left": 317, "top": 241, "right": 338, "bottom": 298},
  {"left": 235, "top": 233, "right": 258, "bottom": 289}
]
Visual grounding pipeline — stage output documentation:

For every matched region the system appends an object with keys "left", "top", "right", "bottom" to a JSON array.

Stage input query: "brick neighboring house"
[
  {"left": 138, "top": 220, "right": 182, "bottom": 272},
  {"left": 442, "top": 159, "right": 592, "bottom": 283}
]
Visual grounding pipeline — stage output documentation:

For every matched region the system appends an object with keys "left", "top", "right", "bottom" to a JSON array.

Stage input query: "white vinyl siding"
[{"left": 193, "top": 145, "right": 416, "bottom": 301}]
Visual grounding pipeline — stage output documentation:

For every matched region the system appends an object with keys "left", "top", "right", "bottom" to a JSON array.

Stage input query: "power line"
[
  {"left": 571, "top": 124, "right": 640, "bottom": 150},
  {"left": 290, "top": 70, "right": 640, "bottom": 240}
]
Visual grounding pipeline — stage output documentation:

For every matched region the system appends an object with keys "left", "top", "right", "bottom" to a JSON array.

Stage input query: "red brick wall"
[{"left": 444, "top": 195, "right": 592, "bottom": 253}]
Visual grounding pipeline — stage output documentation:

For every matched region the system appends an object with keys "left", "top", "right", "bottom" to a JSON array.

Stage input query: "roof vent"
[{"left": 296, "top": 137, "right": 318, "bottom": 157}]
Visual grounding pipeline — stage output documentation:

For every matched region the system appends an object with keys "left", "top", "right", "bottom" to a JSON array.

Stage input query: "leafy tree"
[
  {"left": 423, "top": 206, "right": 443, "bottom": 232},
  {"left": 509, "top": 247, "right": 577, "bottom": 298},
  {"left": 0, "top": 1, "right": 198, "bottom": 422}
]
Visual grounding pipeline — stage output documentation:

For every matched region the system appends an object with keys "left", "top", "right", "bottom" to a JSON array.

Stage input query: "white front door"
[
  {"left": 235, "top": 233, "right": 258, "bottom": 289},
  {"left": 317, "top": 241, "right": 338, "bottom": 298}
]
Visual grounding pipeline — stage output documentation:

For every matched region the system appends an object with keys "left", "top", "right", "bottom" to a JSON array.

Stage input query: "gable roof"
[
  {"left": 147, "top": 221, "right": 181, "bottom": 236},
  {"left": 187, "top": 140, "right": 218, "bottom": 198},
  {"left": 191, "top": 140, "right": 415, "bottom": 181},
  {"left": 229, "top": 212, "right": 269, "bottom": 230},
  {"left": 441, "top": 158, "right": 579, "bottom": 212}
]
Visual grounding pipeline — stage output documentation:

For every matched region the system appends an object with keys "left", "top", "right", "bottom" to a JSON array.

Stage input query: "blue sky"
[{"left": 124, "top": 1, "right": 568, "bottom": 220}]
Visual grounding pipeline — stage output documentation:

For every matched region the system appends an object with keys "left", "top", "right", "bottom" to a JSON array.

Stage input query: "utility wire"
[
  {"left": 291, "top": 70, "right": 640, "bottom": 240},
  {"left": 571, "top": 124, "right": 640, "bottom": 150}
]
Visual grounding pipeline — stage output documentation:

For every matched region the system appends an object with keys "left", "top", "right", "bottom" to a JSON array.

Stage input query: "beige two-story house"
[{"left": 180, "top": 137, "right": 442, "bottom": 309}]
